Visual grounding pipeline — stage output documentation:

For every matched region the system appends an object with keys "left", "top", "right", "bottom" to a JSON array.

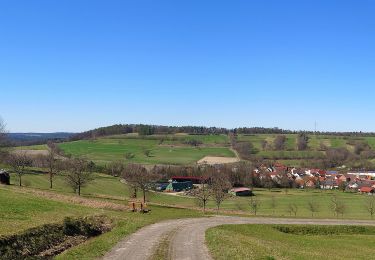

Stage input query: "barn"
[
  {"left": 0, "top": 170, "right": 10, "bottom": 185},
  {"left": 229, "top": 187, "right": 253, "bottom": 197}
]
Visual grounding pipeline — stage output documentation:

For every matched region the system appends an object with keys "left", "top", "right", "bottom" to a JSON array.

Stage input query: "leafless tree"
[
  {"left": 192, "top": 166, "right": 214, "bottom": 213},
  {"left": 307, "top": 198, "right": 320, "bottom": 217},
  {"left": 122, "top": 163, "right": 159, "bottom": 203},
  {"left": 270, "top": 196, "right": 277, "bottom": 215},
  {"left": 297, "top": 133, "right": 309, "bottom": 151},
  {"left": 211, "top": 170, "right": 231, "bottom": 213},
  {"left": 365, "top": 195, "right": 375, "bottom": 219},
  {"left": 65, "top": 157, "right": 93, "bottom": 196},
  {"left": 274, "top": 135, "right": 286, "bottom": 150},
  {"left": 107, "top": 161, "right": 125, "bottom": 176},
  {"left": 0, "top": 117, "right": 7, "bottom": 147},
  {"left": 330, "top": 195, "right": 346, "bottom": 218},
  {"left": 233, "top": 142, "right": 254, "bottom": 159},
  {"left": 44, "top": 141, "right": 61, "bottom": 189},
  {"left": 250, "top": 196, "right": 261, "bottom": 215},
  {"left": 261, "top": 140, "right": 268, "bottom": 151},
  {"left": 287, "top": 203, "right": 298, "bottom": 217},
  {"left": 7, "top": 152, "right": 32, "bottom": 186}
]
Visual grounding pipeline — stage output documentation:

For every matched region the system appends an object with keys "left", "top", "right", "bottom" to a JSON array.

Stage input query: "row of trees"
[
  {"left": 71, "top": 123, "right": 375, "bottom": 143},
  {"left": 235, "top": 127, "right": 375, "bottom": 137},
  {"left": 248, "top": 194, "right": 375, "bottom": 219},
  {"left": 70, "top": 124, "right": 230, "bottom": 140},
  {"left": 2, "top": 144, "right": 95, "bottom": 196}
]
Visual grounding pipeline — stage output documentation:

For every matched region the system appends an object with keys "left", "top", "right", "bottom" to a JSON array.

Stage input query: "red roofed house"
[{"left": 359, "top": 187, "right": 375, "bottom": 194}]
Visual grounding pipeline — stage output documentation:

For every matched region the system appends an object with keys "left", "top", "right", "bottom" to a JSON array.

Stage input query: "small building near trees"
[
  {"left": 0, "top": 170, "right": 10, "bottom": 185},
  {"left": 359, "top": 186, "right": 375, "bottom": 194},
  {"left": 229, "top": 187, "right": 253, "bottom": 197}
]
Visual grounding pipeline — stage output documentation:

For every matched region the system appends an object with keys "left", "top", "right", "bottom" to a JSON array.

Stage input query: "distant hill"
[
  {"left": 70, "top": 124, "right": 375, "bottom": 142},
  {"left": 7, "top": 132, "right": 75, "bottom": 146}
]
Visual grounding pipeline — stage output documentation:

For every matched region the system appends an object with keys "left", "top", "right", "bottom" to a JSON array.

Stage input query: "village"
[{"left": 155, "top": 162, "right": 375, "bottom": 197}]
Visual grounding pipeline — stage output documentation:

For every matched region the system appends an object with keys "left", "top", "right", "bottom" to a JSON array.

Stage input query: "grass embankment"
[
  {"left": 9, "top": 172, "right": 375, "bottom": 219},
  {"left": 206, "top": 224, "right": 375, "bottom": 259},
  {"left": 0, "top": 185, "right": 202, "bottom": 259}
]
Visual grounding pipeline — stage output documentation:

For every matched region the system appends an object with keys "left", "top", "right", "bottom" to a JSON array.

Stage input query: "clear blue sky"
[{"left": 1, "top": 0, "right": 374, "bottom": 132}]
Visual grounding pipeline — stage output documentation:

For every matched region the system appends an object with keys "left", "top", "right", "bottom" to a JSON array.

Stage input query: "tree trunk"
[
  {"left": 50, "top": 173, "right": 53, "bottom": 189},
  {"left": 143, "top": 189, "right": 146, "bottom": 203},
  {"left": 78, "top": 185, "right": 81, "bottom": 196},
  {"left": 19, "top": 174, "right": 22, "bottom": 186}
]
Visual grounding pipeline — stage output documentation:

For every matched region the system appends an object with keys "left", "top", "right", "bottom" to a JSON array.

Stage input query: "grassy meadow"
[
  {"left": 8, "top": 172, "right": 375, "bottom": 220},
  {"left": 206, "top": 224, "right": 375, "bottom": 259},
  {"left": 0, "top": 185, "right": 202, "bottom": 259},
  {"left": 58, "top": 138, "right": 234, "bottom": 165},
  {"left": 13, "top": 133, "right": 375, "bottom": 166}
]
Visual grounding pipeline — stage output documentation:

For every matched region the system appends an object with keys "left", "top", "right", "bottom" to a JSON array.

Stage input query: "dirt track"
[{"left": 102, "top": 216, "right": 375, "bottom": 260}]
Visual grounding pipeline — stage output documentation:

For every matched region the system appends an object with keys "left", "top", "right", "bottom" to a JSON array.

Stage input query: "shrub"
[
  {"left": 273, "top": 225, "right": 375, "bottom": 236},
  {"left": 63, "top": 215, "right": 112, "bottom": 237},
  {"left": 0, "top": 215, "right": 112, "bottom": 259}
]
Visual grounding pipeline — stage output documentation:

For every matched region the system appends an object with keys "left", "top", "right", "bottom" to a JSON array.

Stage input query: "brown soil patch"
[{"left": 197, "top": 156, "right": 239, "bottom": 165}]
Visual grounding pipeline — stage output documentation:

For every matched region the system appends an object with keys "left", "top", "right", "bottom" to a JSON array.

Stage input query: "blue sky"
[{"left": 1, "top": 0, "right": 374, "bottom": 132}]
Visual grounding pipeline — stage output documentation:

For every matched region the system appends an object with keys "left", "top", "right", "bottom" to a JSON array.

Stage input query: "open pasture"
[{"left": 206, "top": 224, "right": 375, "bottom": 260}]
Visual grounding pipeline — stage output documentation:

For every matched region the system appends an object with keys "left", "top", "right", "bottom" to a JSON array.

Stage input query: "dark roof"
[{"left": 172, "top": 176, "right": 205, "bottom": 180}]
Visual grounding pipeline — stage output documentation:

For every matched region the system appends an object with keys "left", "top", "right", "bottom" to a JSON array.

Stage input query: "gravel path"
[{"left": 102, "top": 216, "right": 375, "bottom": 260}]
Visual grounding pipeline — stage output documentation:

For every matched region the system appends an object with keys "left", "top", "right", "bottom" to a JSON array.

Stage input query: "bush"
[
  {"left": 0, "top": 215, "right": 112, "bottom": 259},
  {"left": 63, "top": 215, "right": 112, "bottom": 237},
  {"left": 273, "top": 225, "right": 375, "bottom": 236},
  {"left": 0, "top": 224, "right": 64, "bottom": 259}
]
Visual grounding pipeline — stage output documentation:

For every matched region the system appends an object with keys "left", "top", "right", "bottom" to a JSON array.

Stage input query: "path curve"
[{"left": 102, "top": 216, "right": 375, "bottom": 260}]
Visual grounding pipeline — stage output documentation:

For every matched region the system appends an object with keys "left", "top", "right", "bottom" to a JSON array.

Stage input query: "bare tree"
[
  {"left": 297, "top": 133, "right": 309, "bottom": 151},
  {"left": 270, "top": 196, "right": 277, "bottom": 215},
  {"left": 330, "top": 195, "right": 346, "bottom": 218},
  {"left": 0, "top": 117, "right": 6, "bottom": 147},
  {"left": 107, "top": 161, "right": 125, "bottom": 176},
  {"left": 7, "top": 152, "right": 32, "bottom": 186},
  {"left": 122, "top": 163, "right": 159, "bottom": 203},
  {"left": 274, "top": 135, "right": 286, "bottom": 150},
  {"left": 307, "top": 198, "right": 320, "bottom": 217},
  {"left": 250, "top": 196, "right": 261, "bottom": 215},
  {"left": 44, "top": 141, "right": 61, "bottom": 189},
  {"left": 192, "top": 166, "right": 214, "bottom": 213},
  {"left": 287, "top": 203, "right": 298, "bottom": 217},
  {"left": 365, "top": 195, "right": 375, "bottom": 219},
  {"left": 211, "top": 170, "right": 231, "bottom": 213},
  {"left": 65, "top": 158, "right": 93, "bottom": 196},
  {"left": 261, "top": 140, "right": 268, "bottom": 151}
]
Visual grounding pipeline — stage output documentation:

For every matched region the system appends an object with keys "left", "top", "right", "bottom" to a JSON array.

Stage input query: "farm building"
[
  {"left": 359, "top": 187, "right": 375, "bottom": 194},
  {"left": 165, "top": 181, "right": 193, "bottom": 192},
  {"left": 229, "top": 187, "right": 253, "bottom": 197},
  {"left": 171, "top": 176, "right": 206, "bottom": 184},
  {"left": 0, "top": 170, "right": 10, "bottom": 185}
]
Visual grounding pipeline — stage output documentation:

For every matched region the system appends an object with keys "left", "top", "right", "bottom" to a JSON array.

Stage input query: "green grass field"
[
  {"left": 0, "top": 185, "right": 202, "bottom": 259},
  {"left": 206, "top": 224, "right": 375, "bottom": 259},
  {"left": 8, "top": 172, "right": 375, "bottom": 220},
  {"left": 0, "top": 187, "right": 96, "bottom": 236},
  {"left": 58, "top": 138, "right": 234, "bottom": 165},
  {"left": 13, "top": 133, "right": 375, "bottom": 167},
  {"left": 237, "top": 134, "right": 375, "bottom": 166}
]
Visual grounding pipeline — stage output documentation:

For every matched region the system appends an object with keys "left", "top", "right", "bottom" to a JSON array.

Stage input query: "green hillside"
[
  {"left": 13, "top": 133, "right": 375, "bottom": 167},
  {"left": 57, "top": 134, "right": 234, "bottom": 165}
]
